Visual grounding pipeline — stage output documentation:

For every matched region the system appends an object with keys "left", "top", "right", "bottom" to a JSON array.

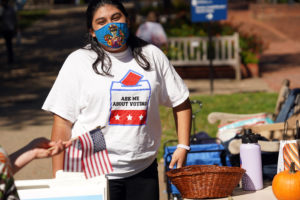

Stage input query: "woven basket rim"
[
  {"left": 166, "top": 165, "right": 245, "bottom": 178},
  {"left": 165, "top": 165, "right": 246, "bottom": 199}
]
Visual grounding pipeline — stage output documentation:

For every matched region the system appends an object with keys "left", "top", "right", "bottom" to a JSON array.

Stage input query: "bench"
[{"left": 168, "top": 32, "right": 241, "bottom": 80}]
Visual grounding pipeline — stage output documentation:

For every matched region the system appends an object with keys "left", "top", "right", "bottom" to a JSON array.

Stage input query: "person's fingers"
[
  {"left": 168, "top": 148, "right": 188, "bottom": 169},
  {"left": 49, "top": 140, "right": 64, "bottom": 156},
  {"left": 48, "top": 141, "right": 56, "bottom": 146},
  {"left": 50, "top": 145, "right": 61, "bottom": 156},
  {"left": 64, "top": 140, "right": 72, "bottom": 148},
  {"left": 169, "top": 158, "right": 176, "bottom": 169},
  {"left": 176, "top": 159, "right": 183, "bottom": 168}
]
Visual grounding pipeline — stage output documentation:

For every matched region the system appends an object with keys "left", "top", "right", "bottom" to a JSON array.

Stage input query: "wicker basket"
[{"left": 166, "top": 165, "right": 245, "bottom": 199}]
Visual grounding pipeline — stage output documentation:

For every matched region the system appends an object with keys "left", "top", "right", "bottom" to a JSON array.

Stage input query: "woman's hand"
[
  {"left": 170, "top": 98, "right": 192, "bottom": 169},
  {"left": 169, "top": 148, "right": 188, "bottom": 169}
]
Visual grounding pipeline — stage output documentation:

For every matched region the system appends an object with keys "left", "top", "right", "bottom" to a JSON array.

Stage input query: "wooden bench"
[{"left": 168, "top": 32, "right": 241, "bottom": 80}]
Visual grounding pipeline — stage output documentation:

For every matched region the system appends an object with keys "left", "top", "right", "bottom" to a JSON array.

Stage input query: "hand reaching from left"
[
  {"left": 9, "top": 137, "right": 72, "bottom": 174},
  {"left": 28, "top": 137, "right": 72, "bottom": 159}
]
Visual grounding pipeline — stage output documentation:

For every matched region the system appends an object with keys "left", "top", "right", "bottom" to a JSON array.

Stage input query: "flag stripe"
[
  {"left": 93, "top": 153, "right": 103, "bottom": 175},
  {"left": 75, "top": 140, "right": 82, "bottom": 172},
  {"left": 92, "top": 153, "right": 101, "bottom": 176},
  {"left": 103, "top": 150, "right": 112, "bottom": 173},
  {"left": 100, "top": 151, "right": 109, "bottom": 173},
  {"left": 80, "top": 135, "right": 92, "bottom": 178},
  {"left": 64, "top": 141, "right": 80, "bottom": 172},
  {"left": 86, "top": 134, "right": 97, "bottom": 176},
  {"left": 78, "top": 145, "right": 82, "bottom": 172},
  {"left": 71, "top": 142, "right": 76, "bottom": 171},
  {"left": 85, "top": 134, "right": 95, "bottom": 178},
  {"left": 105, "top": 150, "right": 113, "bottom": 173},
  {"left": 84, "top": 134, "right": 94, "bottom": 178},
  {"left": 95, "top": 152, "right": 105, "bottom": 174},
  {"left": 106, "top": 150, "right": 113, "bottom": 173},
  {"left": 86, "top": 133, "right": 98, "bottom": 178}
]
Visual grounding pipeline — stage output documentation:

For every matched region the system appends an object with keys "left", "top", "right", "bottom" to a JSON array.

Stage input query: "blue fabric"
[
  {"left": 275, "top": 88, "right": 300, "bottom": 123},
  {"left": 164, "top": 143, "right": 231, "bottom": 195},
  {"left": 95, "top": 22, "right": 129, "bottom": 49}
]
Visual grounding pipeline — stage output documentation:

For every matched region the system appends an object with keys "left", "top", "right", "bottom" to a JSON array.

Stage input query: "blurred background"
[{"left": 0, "top": 0, "right": 300, "bottom": 199}]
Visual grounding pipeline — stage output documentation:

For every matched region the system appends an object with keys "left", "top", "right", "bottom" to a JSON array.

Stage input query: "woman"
[
  {"left": 42, "top": 0, "right": 191, "bottom": 199},
  {"left": 136, "top": 11, "right": 168, "bottom": 49}
]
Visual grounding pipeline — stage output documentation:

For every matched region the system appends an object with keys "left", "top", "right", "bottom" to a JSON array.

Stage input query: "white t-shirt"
[{"left": 42, "top": 44, "right": 189, "bottom": 179}]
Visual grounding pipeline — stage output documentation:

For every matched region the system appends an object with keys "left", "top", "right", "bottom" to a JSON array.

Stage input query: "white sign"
[{"left": 16, "top": 171, "right": 108, "bottom": 200}]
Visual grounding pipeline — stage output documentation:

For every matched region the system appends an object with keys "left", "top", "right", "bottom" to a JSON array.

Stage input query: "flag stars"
[
  {"left": 127, "top": 115, "right": 133, "bottom": 121},
  {"left": 139, "top": 115, "right": 144, "bottom": 120},
  {"left": 110, "top": 112, "right": 147, "bottom": 124},
  {"left": 114, "top": 114, "right": 120, "bottom": 120}
]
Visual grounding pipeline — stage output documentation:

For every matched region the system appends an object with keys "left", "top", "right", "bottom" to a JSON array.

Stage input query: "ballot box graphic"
[{"left": 109, "top": 70, "right": 151, "bottom": 126}]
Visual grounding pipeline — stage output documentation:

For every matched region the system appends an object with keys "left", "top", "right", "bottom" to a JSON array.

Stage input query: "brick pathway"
[{"left": 228, "top": 4, "right": 300, "bottom": 92}]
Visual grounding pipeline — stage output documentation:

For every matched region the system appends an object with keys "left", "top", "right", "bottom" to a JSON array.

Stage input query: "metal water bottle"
[{"left": 240, "top": 129, "right": 263, "bottom": 191}]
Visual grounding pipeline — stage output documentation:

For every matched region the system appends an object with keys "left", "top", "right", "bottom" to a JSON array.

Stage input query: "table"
[
  {"left": 184, "top": 186, "right": 277, "bottom": 200},
  {"left": 15, "top": 171, "right": 108, "bottom": 200}
]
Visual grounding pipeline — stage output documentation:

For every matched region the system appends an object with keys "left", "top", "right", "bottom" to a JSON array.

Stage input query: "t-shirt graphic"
[{"left": 109, "top": 70, "right": 151, "bottom": 126}]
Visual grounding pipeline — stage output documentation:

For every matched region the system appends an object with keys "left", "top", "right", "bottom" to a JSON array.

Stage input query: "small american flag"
[
  {"left": 64, "top": 139, "right": 83, "bottom": 172},
  {"left": 63, "top": 127, "right": 113, "bottom": 179}
]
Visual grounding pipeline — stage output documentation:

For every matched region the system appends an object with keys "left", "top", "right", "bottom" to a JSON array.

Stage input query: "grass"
[
  {"left": 158, "top": 92, "right": 278, "bottom": 160},
  {"left": 18, "top": 9, "right": 49, "bottom": 30}
]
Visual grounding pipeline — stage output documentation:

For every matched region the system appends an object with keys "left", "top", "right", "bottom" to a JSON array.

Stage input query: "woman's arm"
[
  {"left": 169, "top": 98, "right": 192, "bottom": 169},
  {"left": 9, "top": 138, "right": 71, "bottom": 175},
  {"left": 51, "top": 114, "right": 73, "bottom": 177}
]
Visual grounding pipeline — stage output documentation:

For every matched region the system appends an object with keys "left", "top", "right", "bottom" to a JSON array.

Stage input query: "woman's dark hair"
[{"left": 85, "top": 0, "right": 150, "bottom": 76}]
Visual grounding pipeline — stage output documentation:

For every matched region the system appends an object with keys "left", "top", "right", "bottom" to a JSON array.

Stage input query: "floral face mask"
[{"left": 95, "top": 22, "right": 129, "bottom": 49}]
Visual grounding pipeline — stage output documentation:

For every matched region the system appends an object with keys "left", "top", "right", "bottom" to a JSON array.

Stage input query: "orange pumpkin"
[{"left": 272, "top": 162, "right": 300, "bottom": 200}]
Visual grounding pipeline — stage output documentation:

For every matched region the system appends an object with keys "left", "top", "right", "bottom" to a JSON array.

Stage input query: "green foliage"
[
  {"left": 239, "top": 32, "right": 267, "bottom": 64},
  {"left": 241, "top": 51, "right": 259, "bottom": 64},
  {"left": 18, "top": 9, "right": 49, "bottom": 30},
  {"left": 158, "top": 92, "right": 278, "bottom": 161}
]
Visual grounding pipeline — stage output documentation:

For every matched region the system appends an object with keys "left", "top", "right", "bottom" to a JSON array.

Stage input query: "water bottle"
[{"left": 240, "top": 129, "right": 263, "bottom": 191}]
